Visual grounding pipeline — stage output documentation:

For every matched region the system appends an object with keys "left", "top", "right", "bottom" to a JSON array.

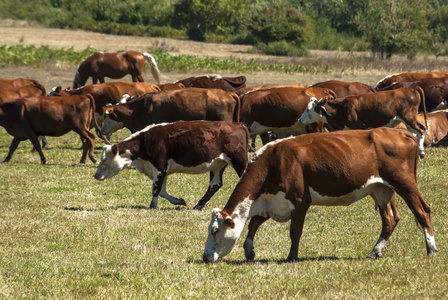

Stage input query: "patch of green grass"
[
  {"left": 0, "top": 127, "right": 447, "bottom": 298},
  {"left": 0, "top": 45, "right": 327, "bottom": 74}
]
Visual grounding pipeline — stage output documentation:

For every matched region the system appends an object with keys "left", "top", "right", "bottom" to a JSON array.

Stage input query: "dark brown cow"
[
  {"left": 0, "top": 85, "right": 46, "bottom": 103},
  {"left": 311, "top": 80, "right": 375, "bottom": 98},
  {"left": 0, "top": 95, "right": 103, "bottom": 164},
  {"left": 377, "top": 76, "right": 448, "bottom": 112},
  {"left": 175, "top": 74, "right": 247, "bottom": 93},
  {"left": 0, "top": 78, "right": 43, "bottom": 89},
  {"left": 100, "top": 87, "right": 240, "bottom": 137},
  {"left": 73, "top": 51, "right": 163, "bottom": 88},
  {"left": 375, "top": 71, "right": 448, "bottom": 90},
  {"left": 48, "top": 81, "right": 161, "bottom": 116},
  {"left": 299, "top": 87, "right": 428, "bottom": 158},
  {"left": 240, "top": 86, "right": 336, "bottom": 145},
  {"left": 95, "top": 120, "right": 249, "bottom": 210},
  {"left": 203, "top": 128, "right": 438, "bottom": 262}
]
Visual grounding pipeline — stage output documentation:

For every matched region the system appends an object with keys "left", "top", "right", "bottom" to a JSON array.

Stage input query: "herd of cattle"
[{"left": 1, "top": 63, "right": 446, "bottom": 262}]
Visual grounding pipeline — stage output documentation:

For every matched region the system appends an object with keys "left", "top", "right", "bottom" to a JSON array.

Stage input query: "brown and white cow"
[
  {"left": 299, "top": 87, "right": 428, "bottom": 158},
  {"left": 100, "top": 87, "right": 240, "bottom": 137},
  {"left": 203, "top": 128, "right": 438, "bottom": 262},
  {"left": 311, "top": 80, "right": 376, "bottom": 98},
  {"left": 0, "top": 85, "right": 46, "bottom": 103},
  {"left": 375, "top": 71, "right": 448, "bottom": 90},
  {"left": 48, "top": 81, "right": 161, "bottom": 117},
  {"left": 95, "top": 120, "right": 249, "bottom": 210},
  {"left": 0, "top": 94, "right": 103, "bottom": 164},
  {"left": 240, "top": 86, "right": 336, "bottom": 145},
  {"left": 175, "top": 74, "right": 247, "bottom": 93},
  {"left": 376, "top": 76, "right": 448, "bottom": 112}
]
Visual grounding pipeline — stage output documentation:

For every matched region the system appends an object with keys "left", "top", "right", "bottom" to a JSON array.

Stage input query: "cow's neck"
[{"left": 325, "top": 101, "right": 347, "bottom": 130}]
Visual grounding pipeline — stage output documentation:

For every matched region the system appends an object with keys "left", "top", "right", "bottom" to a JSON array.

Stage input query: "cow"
[
  {"left": 375, "top": 71, "right": 448, "bottom": 90},
  {"left": 156, "top": 82, "right": 185, "bottom": 91},
  {"left": 48, "top": 81, "right": 161, "bottom": 118},
  {"left": 175, "top": 74, "right": 247, "bottom": 93},
  {"left": 376, "top": 76, "right": 448, "bottom": 112},
  {"left": 0, "top": 85, "right": 46, "bottom": 103},
  {"left": 99, "top": 87, "right": 240, "bottom": 137},
  {"left": 299, "top": 87, "right": 428, "bottom": 158},
  {"left": 94, "top": 120, "right": 249, "bottom": 210},
  {"left": 0, "top": 78, "right": 44, "bottom": 89},
  {"left": 235, "top": 84, "right": 307, "bottom": 97},
  {"left": 311, "top": 80, "right": 375, "bottom": 98},
  {"left": 240, "top": 86, "right": 336, "bottom": 146},
  {"left": 0, "top": 94, "right": 103, "bottom": 164},
  {"left": 202, "top": 128, "right": 438, "bottom": 262}
]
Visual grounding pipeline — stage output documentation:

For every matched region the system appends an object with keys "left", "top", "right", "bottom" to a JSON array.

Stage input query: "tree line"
[{"left": 1, "top": 0, "right": 447, "bottom": 58}]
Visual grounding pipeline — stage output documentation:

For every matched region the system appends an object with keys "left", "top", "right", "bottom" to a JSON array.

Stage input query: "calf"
[
  {"left": 95, "top": 121, "right": 249, "bottom": 210},
  {"left": 299, "top": 87, "right": 428, "bottom": 158},
  {"left": 0, "top": 94, "right": 102, "bottom": 164},
  {"left": 311, "top": 80, "right": 375, "bottom": 98},
  {"left": 100, "top": 87, "right": 240, "bottom": 137},
  {"left": 203, "top": 128, "right": 437, "bottom": 262},
  {"left": 0, "top": 78, "right": 43, "bottom": 89},
  {"left": 375, "top": 71, "right": 448, "bottom": 90}
]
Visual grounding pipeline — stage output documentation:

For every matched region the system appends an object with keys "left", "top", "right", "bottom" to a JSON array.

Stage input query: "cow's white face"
[
  {"left": 100, "top": 115, "right": 124, "bottom": 136},
  {"left": 94, "top": 145, "right": 131, "bottom": 180},
  {"left": 299, "top": 97, "right": 327, "bottom": 124},
  {"left": 203, "top": 208, "right": 241, "bottom": 263}
]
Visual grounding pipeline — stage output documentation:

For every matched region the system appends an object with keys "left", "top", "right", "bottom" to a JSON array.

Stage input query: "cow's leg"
[
  {"left": 260, "top": 133, "right": 270, "bottom": 145},
  {"left": 367, "top": 188, "right": 400, "bottom": 259},
  {"left": 249, "top": 136, "right": 256, "bottom": 152},
  {"left": 76, "top": 129, "right": 96, "bottom": 164},
  {"left": 287, "top": 196, "right": 312, "bottom": 262},
  {"left": 3, "top": 137, "right": 21, "bottom": 163},
  {"left": 243, "top": 215, "right": 270, "bottom": 261},
  {"left": 151, "top": 171, "right": 187, "bottom": 208},
  {"left": 394, "top": 183, "right": 438, "bottom": 257},
  {"left": 193, "top": 165, "right": 227, "bottom": 210}
]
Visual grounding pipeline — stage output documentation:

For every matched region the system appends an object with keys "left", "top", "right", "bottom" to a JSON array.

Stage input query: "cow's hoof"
[
  {"left": 366, "top": 251, "right": 380, "bottom": 259},
  {"left": 243, "top": 240, "right": 255, "bottom": 261},
  {"left": 193, "top": 204, "right": 204, "bottom": 210},
  {"left": 175, "top": 198, "right": 187, "bottom": 206},
  {"left": 90, "top": 157, "right": 97, "bottom": 163},
  {"left": 419, "top": 151, "right": 426, "bottom": 159}
]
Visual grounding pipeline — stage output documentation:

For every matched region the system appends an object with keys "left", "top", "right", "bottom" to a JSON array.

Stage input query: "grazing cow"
[
  {"left": 175, "top": 74, "right": 247, "bottom": 93},
  {"left": 375, "top": 71, "right": 448, "bottom": 90},
  {"left": 377, "top": 76, "right": 448, "bottom": 112},
  {"left": 299, "top": 87, "right": 428, "bottom": 158},
  {"left": 0, "top": 85, "right": 46, "bottom": 103},
  {"left": 0, "top": 95, "right": 103, "bottom": 164},
  {"left": 0, "top": 78, "right": 43, "bottom": 89},
  {"left": 100, "top": 87, "right": 240, "bottom": 137},
  {"left": 311, "top": 80, "right": 375, "bottom": 98},
  {"left": 240, "top": 86, "right": 336, "bottom": 145},
  {"left": 48, "top": 81, "right": 161, "bottom": 118},
  {"left": 95, "top": 120, "right": 249, "bottom": 210},
  {"left": 73, "top": 51, "right": 163, "bottom": 88},
  {"left": 203, "top": 128, "right": 438, "bottom": 262}
]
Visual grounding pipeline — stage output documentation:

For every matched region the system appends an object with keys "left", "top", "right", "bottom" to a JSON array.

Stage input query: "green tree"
[{"left": 356, "top": 0, "right": 430, "bottom": 58}]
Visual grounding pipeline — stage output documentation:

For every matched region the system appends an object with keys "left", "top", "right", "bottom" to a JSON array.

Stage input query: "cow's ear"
[
  {"left": 104, "top": 106, "right": 114, "bottom": 115},
  {"left": 219, "top": 210, "right": 236, "bottom": 229},
  {"left": 111, "top": 144, "right": 118, "bottom": 156},
  {"left": 55, "top": 86, "right": 62, "bottom": 94}
]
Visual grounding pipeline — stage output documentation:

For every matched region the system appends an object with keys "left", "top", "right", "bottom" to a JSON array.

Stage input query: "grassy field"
[{"left": 0, "top": 123, "right": 447, "bottom": 298}]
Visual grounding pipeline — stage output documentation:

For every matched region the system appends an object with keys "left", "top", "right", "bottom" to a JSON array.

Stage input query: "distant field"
[{"left": 1, "top": 22, "right": 448, "bottom": 299}]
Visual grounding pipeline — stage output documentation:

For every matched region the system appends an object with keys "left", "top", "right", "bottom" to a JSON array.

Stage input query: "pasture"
[{"left": 1, "top": 22, "right": 448, "bottom": 299}]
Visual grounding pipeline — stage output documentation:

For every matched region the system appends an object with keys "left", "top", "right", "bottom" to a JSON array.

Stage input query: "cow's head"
[
  {"left": 100, "top": 105, "right": 124, "bottom": 136},
  {"left": 203, "top": 208, "right": 242, "bottom": 263},
  {"left": 94, "top": 144, "right": 132, "bottom": 180},
  {"left": 299, "top": 97, "right": 330, "bottom": 125}
]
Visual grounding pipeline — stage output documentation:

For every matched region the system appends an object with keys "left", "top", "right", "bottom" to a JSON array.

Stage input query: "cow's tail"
[
  {"left": 416, "top": 86, "right": 428, "bottom": 131},
  {"left": 142, "top": 52, "right": 164, "bottom": 84},
  {"left": 231, "top": 93, "right": 241, "bottom": 123},
  {"left": 87, "top": 93, "right": 109, "bottom": 144}
]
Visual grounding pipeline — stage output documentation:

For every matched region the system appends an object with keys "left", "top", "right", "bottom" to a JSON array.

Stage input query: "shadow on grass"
[
  {"left": 63, "top": 204, "right": 189, "bottom": 211},
  {"left": 188, "top": 255, "right": 362, "bottom": 265}
]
